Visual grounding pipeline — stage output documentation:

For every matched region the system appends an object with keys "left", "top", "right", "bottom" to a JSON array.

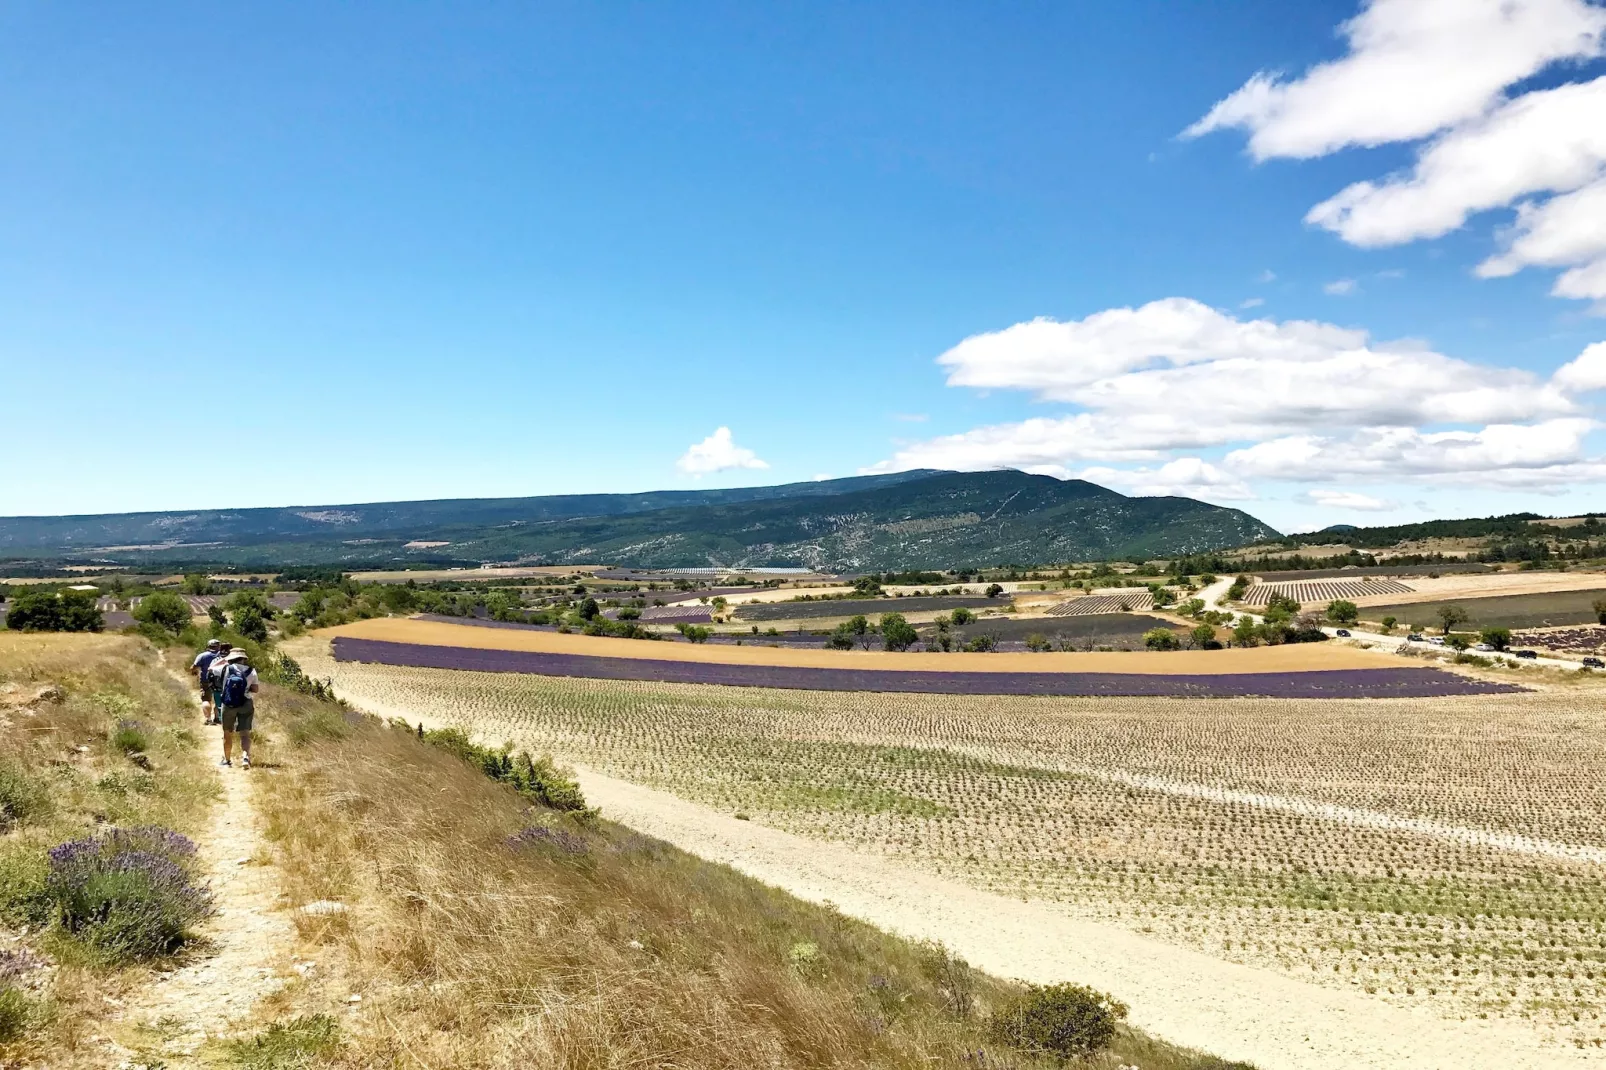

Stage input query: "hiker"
[
  {"left": 217, "top": 648, "right": 259, "bottom": 769},
  {"left": 191, "top": 638, "right": 222, "bottom": 725},
  {"left": 206, "top": 642, "right": 233, "bottom": 731}
]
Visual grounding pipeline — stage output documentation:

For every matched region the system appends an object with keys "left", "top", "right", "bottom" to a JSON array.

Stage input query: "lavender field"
[{"left": 331, "top": 636, "right": 1522, "bottom": 698}]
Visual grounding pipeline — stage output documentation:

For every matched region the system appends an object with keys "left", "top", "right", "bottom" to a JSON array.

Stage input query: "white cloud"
[
  {"left": 1190, "top": 1, "right": 1606, "bottom": 302},
  {"left": 1257, "top": 269, "right": 1277, "bottom": 283},
  {"left": 1226, "top": 419, "right": 1599, "bottom": 485},
  {"left": 867, "top": 301, "right": 1605, "bottom": 493},
  {"left": 890, "top": 412, "right": 929, "bottom": 422},
  {"left": 675, "top": 427, "right": 769, "bottom": 475},
  {"left": 1239, "top": 297, "right": 1265, "bottom": 309},
  {"left": 1323, "top": 278, "right": 1359, "bottom": 295},
  {"left": 1553, "top": 340, "right": 1606, "bottom": 391},
  {"left": 1304, "top": 489, "right": 1397, "bottom": 511},
  {"left": 1185, "top": 0, "right": 1606, "bottom": 159}
]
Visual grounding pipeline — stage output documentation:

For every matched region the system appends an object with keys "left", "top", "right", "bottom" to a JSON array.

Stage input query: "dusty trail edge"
[
  {"left": 333, "top": 683, "right": 1606, "bottom": 1070},
  {"left": 109, "top": 654, "right": 301, "bottom": 1066}
]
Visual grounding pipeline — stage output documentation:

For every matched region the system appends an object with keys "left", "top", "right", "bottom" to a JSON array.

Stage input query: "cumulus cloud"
[
  {"left": 675, "top": 427, "right": 768, "bottom": 475},
  {"left": 1185, "top": 0, "right": 1605, "bottom": 159},
  {"left": 1304, "top": 489, "right": 1397, "bottom": 511},
  {"left": 866, "top": 303, "right": 1606, "bottom": 493},
  {"left": 1323, "top": 278, "right": 1359, "bottom": 296},
  {"left": 1191, "top": 0, "right": 1606, "bottom": 302},
  {"left": 1553, "top": 341, "right": 1606, "bottom": 391},
  {"left": 1226, "top": 419, "right": 1599, "bottom": 485}
]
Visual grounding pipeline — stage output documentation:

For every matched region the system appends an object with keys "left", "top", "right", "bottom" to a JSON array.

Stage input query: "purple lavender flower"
[
  {"left": 44, "top": 826, "right": 213, "bottom": 960},
  {"left": 505, "top": 825, "right": 589, "bottom": 855}
]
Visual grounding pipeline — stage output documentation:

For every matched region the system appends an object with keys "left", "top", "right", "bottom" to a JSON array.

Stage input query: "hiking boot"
[
  {"left": 241, "top": 755, "right": 252, "bottom": 770},
  {"left": 219, "top": 758, "right": 232, "bottom": 767}
]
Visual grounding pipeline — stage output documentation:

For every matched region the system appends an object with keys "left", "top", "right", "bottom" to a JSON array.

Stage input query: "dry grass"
[
  {"left": 0, "top": 632, "right": 216, "bottom": 1068},
  {"left": 250, "top": 678, "right": 1249, "bottom": 1069},
  {"left": 290, "top": 642, "right": 1606, "bottom": 1052},
  {"left": 321, "top": 617, "right": 1395, "bottom": 674}
]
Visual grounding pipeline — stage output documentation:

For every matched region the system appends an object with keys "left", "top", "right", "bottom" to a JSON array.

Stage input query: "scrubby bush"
[
  {"left": 1480, "top": 626, "right": 1512, "bottom": 651},
  {"left": 1024, "top": 633, "right": 1051, "bottom": 652},
  {"left": 418, "top": 726, "right": 589, "bottom": 813},
  {"left": 949, "top": 607, "right": 975, "bottom": 626},
  {"left": 963, "top": 634, "right": 996, "bottom": 652},
  {"left": 1381, "top": 616, "right": 1398, "bottom": 634},
  {"left": 43, "top": 826, "right": 214, "bottom": 961},
  {"left": 110, "top": 719, "right": 150, "bottom": 754},
  {"left": 987, "top": 982, "right": 1127, "bottom": 1061}
]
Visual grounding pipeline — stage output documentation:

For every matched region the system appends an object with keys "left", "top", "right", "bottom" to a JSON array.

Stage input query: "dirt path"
[
  {"left": 112, "top": 759, "right": 297, "bottom": 1064},
  {"left": 577, "top": 768, "right": 1603, "bottom": 1070},
  {"left": 110, "top": 660, "right": 303, "bottom": 1064}
]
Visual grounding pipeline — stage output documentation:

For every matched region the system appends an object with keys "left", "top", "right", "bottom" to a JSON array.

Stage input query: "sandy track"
[
  {"left": 578, "top": 769, "right": 1602, "bottom": 1070},
  {"left": 321, "top": 617, "right": 1399, "bottom": 674}
]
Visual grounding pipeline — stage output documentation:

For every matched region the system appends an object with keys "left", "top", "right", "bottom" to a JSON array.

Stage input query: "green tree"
[
  {"left": 1436, "top": 604, "right": 1469, "bottom": 634},
  {"left": 950, "top": 607, "right": 975, "bottom": 626},
  {"left": 847, "top": 614, "right": 871, "bottom": 650},
  {"left": 1143, "top": 627, "right": 1181, "bottom": 651},
  {"left": 1147, "top": 584, "right": 1175, "bottom": 607},
  {"left": 181, "top": 573, "right": 212, "bottom": 595},
  {"left": 826, "top": 622, "right": 856, "bottom": 650},
  {"left": 6, "top": 590, "right": 65, "bottom": 631},
  {"left": 963, "top": 633, "right": 996, "bottom": 652},
  {"left": 1190, "top": 623, "right": 1217, "bottom": 649},
  {"left": 984, "top": 583, "right": 1004, "bottom": 598},
  {"left": 59, "top": 590, "right": 104, "bottom": 632},
  {"left": 1232, "top": 615, "right": 1258, "bottom": 647},
  {"left": 1380, "top": 616, "right": 1398, "bottom": 634},
  {"left": 1263, "top": 593, "right": 1301, "bottom": 622},
  {"left": 133, "top": 591, "right": 192, "bottom": 635},
  {"left": 879, "top": 613, "right": 918, "bottom": 652},
  {"left": 578, "top": 597, "right": 600, "bottom": 621},
  {"left": 207, "top": 604, "right": 228, "bottom": 630},
  {"left": 1326, "top": 599, "right": 1360, "bottom": 624},
  {"left": 1593, "top": 598, "right": 1606, "bottom": 625},
  {"left": 1024, "top": 633, "right": 1051, "bottom": 652},
  {"left": 1480, "top": 626, "right": 1512, "bottom": 651}
]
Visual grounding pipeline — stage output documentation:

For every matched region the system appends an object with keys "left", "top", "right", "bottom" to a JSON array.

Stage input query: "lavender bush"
[
  {"left": 44, "top": 826, "right": 213, "bottom": 961},
  {"left": 505, "top": 825, "right": 589, "bottom": 855}
]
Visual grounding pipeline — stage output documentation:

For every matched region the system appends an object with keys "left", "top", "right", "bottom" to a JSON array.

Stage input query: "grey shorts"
[{"left": 220, "top": 700, "right": 255, "bottom": 733}]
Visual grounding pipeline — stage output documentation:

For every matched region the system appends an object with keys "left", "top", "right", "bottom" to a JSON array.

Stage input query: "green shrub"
[
  {"left": 44, "top": 828, "right": 214, "bottom": 962},
  {"left": 229, "top": 1013, "right": 341, "bottom": 1068},
  {"left": 963, "top": 634, "right": 996, "bottom": 652},
  {"left": 0, "top": 763, "right": 49, "bottom": 828},
  {"left": 0, "top": 845, "right": 48, "bottom": 923},
  {"left": 0, "top": 986, "right": 31, "bottom": 1043},
  {"left": 1143, "top": 627, "right": 1181, "bottom": 651},
  {"left": 110, "top": 719, "right": 151, "bottom": 754},
  {"left": 987, "top": 982, "right": 1127, "bottom": 1061},
  {"left": 418, "top": 726, "right": 589, "bottom": 813}
]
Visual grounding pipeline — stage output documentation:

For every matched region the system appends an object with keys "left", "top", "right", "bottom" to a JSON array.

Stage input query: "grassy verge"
[
  {"left": 246, "top": 675, "right": 1253, "bottom": 1068},
  {"left": 0, "top": 632, "right": 216, "bottom": 1067}
]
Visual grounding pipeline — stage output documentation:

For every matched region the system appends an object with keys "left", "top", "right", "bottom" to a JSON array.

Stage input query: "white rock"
[{"left": 299, "top": 900, "right": 348, "bottom": 916}]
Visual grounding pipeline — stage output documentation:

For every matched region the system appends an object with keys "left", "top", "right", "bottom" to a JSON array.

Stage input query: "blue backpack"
[{"left": 221, "top": 663, "right": 252, "bottom": 708}]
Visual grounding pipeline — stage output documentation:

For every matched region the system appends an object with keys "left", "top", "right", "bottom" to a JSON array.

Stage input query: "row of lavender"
[{"left": 332, "top": 637, "right": 1524, "bottom": 698}]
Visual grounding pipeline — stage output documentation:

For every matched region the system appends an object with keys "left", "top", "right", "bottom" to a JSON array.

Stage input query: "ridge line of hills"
[{"left": 0, "top": 469, "right": 1280, "bottom": 572}]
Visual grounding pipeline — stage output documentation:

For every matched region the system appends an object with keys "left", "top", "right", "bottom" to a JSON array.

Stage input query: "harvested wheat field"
[
  {"left": 288, "top": 634, "right": 1606, "bottom": 1061},
  {"left": 1346, "top": 569, "right": 1606, "bottom": 608}
]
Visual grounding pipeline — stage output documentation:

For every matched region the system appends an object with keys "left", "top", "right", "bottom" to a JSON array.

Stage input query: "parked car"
[
  {"left": 1514, "top": 649, "right": 1538, "bottom": 659},
  {"left": 1406, "top": 633, "right": 1425, "bottom": 642},
  {"left": 1426, "top": 636, "right": 1446, "bottom": 646},
  {"left": 1583, "top": 656, "right": 1604, "bottom": 669},
  {"left": 1335, "top": 628, "right": 1351, "bottom": 637},
  {"left": 1473, "top": 643, "right": 1494, "bottom": 652}
]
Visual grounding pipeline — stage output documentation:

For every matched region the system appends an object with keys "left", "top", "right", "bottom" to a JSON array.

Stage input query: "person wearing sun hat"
[
  {"left": 190, "top": 638, "right": 223, "bottom": 725},
  {"left": 217, "top": 648, "right": 260, "bottom": 769}
]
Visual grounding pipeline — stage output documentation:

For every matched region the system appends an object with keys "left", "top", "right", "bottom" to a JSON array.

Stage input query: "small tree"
[
  {"left": 984, "top": 583, "right": 1004, "bottom": 599},
  {"left": 825, "top": 623, "right": 856, "bottom": 650},
  {"left": 1480, "top": 626, "right": 1512, "bottom": 651},
  {"left": 1143, "top": 627, "right": 1181, "bottom": 651},
  {"left": 1380, "top": 616, "right": 1398, "bottom": 634},
  {"left": 1232, "top": 614, "right": 1258, "bottom": 647},
  {"left": 578, "top": 597, "right": 600, "bottom": 621},
  {"left": 1593, "top": 597, "right": 1606, "bottom": 625},
  {"left": 1190, "top": 623, "right": 1217, "bottom": 649},
  {"left": 6, "top": 590, "right": 65, "bottom": 631},
  {"left": 1436, "top": 604, "right": 1469, "bottom": 634},
  {"left": 950, "top": 607, "right": 975, "bottom": 626},
  {"left": 1025, "top": 633, "right": 1051, "bottom": 652},
  {"left": 879, "top": 613, "right": 918, "bottom": 652},
  {"left": 963, "top": 633, "right": 997, "bottom": 652},
  {"left": 134, "top": 592, "right": 192, "bottom": 635},
  {"left": 1326, "top": 599, "right": 1359, "bottom": 625}
]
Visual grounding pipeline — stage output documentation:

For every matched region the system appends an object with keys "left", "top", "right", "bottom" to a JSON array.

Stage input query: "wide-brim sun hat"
[{"left": 225, "top": 649, "right": 249, "bottom": 662}]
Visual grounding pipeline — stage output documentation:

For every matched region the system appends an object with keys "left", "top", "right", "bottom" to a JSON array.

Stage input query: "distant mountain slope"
[
  {"left": 1293, "top": 513, "right": 1550, "bottom": 549},
  {"left": 0, "top": 470, "right": 1280, "bottom": 570},
  {"left": 0, "top": 470, "right": 941, "bottom": 553}
]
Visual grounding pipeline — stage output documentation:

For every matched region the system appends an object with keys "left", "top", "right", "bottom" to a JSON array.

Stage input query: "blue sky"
[{"left": 3, "top": 1, "right": 1606, "bottom": 534}]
